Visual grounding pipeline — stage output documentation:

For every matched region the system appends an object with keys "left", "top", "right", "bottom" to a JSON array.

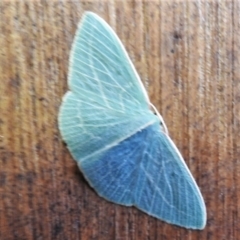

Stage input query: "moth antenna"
[{"left": 150, "top": 103, "right": 169, "bottom": 135}]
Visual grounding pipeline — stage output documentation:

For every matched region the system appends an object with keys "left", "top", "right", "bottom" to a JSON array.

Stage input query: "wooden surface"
[{"left": 0, "top": 1, "right": 240, "bottom": 239}]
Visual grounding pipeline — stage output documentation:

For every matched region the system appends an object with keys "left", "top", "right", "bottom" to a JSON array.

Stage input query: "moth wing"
[
  {"left": 80, "top": 122, "right": 206, "bottom": 229},
  {"left": 68, "top": 12, "right": 150, "bottom": 108},
  {"left": 58, "top": 12, "right": 157, "bottom": 161}
]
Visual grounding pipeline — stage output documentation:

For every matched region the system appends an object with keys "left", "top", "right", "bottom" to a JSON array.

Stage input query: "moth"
[{"left": 58, "top": 11, "right": 206, "bottom": 229}]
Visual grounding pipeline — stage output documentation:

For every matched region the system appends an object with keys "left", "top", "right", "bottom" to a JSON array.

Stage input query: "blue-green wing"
[
  {"left": 58, "top": 12, "right": 158, "bottom": 162},
  {"left": 80, "top": 122, "right": 206, "bottom": 229}
]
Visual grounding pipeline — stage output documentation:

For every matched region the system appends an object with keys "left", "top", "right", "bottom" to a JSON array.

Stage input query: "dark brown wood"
[{"left": 0, "top": 1, "right": 239, "bottom": 239}]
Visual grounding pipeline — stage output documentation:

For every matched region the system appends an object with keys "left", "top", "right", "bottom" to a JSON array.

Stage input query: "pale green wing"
[
  {"left": 58, "top": 12, "right": 158, "bottom": 162},
  {"left": 69, "top": 12, "right": 150, "bottom": 110}
]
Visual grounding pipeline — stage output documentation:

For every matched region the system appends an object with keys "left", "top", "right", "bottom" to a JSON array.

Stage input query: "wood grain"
[{"left": 0, "top": 1, "right": 240, "bottom": 239}]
